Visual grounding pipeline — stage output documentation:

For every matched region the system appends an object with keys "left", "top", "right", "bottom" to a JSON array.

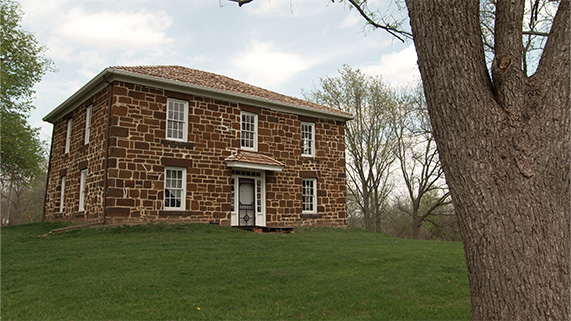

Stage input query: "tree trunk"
[
  {"left": 373, "top": 190, "right": 381, "bottom": 233},
  {"left": 411, "top": 216, "right": 420, "bottom": 240},
  {"left": 406, "top": 0, "right": 570, "bottom": 319},
  {"left": 6, "top": 179, "right": 13, "bottom": 226}
]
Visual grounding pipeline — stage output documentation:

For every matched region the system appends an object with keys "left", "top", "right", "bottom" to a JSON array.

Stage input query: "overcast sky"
[{"left": 18, "top": 0, "right": 419, "bottom": 142}]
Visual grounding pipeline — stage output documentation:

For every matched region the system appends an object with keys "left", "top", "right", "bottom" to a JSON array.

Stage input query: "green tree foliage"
[
  {"left": 1, "top": 0, "right": 53, "bottom": 114},
  {"left": 1, "top": 110, "right": 46, "bottom": 225},
  {"left": 1, "top": 0, "right": 53, "bottom": 224},
  {"left": 0, "top": 111, "right": 44, "bottom": 182}
]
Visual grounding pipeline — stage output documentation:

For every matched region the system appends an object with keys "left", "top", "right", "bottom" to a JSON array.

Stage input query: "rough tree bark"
[
  {"left": 406, "top": 0, "right": 570, "bottom": 319},
  {"left": 230, "top": 0, "right": 568, "bottom": 317}
]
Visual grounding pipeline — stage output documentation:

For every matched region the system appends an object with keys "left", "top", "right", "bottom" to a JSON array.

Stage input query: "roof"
[
  {"left": 43, "top": 65, "right": 353, "bottom": 123},
  {"left": 115, "top": 66, "right": 351, "bottom": 117},
  {"left": 225, "top": 151, "right": 285, "bottom": 172}
]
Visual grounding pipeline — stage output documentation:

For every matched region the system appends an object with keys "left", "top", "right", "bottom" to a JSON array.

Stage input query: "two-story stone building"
[{"left": 43, "top": 66, "right": 351, "bottom": 227}]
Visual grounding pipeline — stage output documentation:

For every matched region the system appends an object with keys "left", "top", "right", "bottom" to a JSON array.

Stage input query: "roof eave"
[
  {"left": 43, "top": 67, "right": 354, "bottom": 124},
  {"left": 42, "top": 68, "right": 114, "bottom": 123}
]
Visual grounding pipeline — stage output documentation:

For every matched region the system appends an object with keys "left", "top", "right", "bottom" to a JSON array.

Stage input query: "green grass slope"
[{"left": 1, "top": 223, "right": 469, "bottom": 320}]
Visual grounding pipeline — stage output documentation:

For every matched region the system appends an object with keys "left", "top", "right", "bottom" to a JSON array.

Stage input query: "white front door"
[
  {"left": 238, "top": 178, "right": 255, "bottom": 226},
  {"left": 231, "top": 171, "right": 266, "bottom": 227}
]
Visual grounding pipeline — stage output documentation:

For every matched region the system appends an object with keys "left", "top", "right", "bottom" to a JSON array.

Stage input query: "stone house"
[{"left": 42, "top": 66, "right": 351, "bottom": 227}]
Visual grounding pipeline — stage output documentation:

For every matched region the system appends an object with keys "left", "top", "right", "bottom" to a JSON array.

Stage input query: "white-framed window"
[
  {"left": 84, "top": 105, "right": 92, "bottom": 145},
  {"left": 240, "top": 111, "right": 258, "bottom": 151},
  {"left": 60, "top": 176, "right": 66, "bottom": 213},
  {"left": 65, "top": 118, "right": 72, "bottom": 154},
  {"left": 301, "top": 122, "right": 315, "bottom": 157},
  {"left": 302, "top": 178, "right": 317, "bottom": 214},
  {"left": 164, "top": 167, "right": 186, "bottom": 210},
  {"left": 79, "top": 169, "right": 87, "bottom": 212},
  {"left": 166, "top": 99, "right": 188, "bottom": 142}
]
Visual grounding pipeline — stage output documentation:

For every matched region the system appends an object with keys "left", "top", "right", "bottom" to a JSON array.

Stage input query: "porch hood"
[{"left": 225, "top": 151, "right": 284, "bottom": 172}]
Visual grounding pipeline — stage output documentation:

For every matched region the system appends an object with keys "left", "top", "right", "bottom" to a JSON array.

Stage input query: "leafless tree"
[
  {"left": 304, "top": 66, "right": 396, "bottom": 233},
  {"left": 391, "top": 88, "right": 451, "bottom": 239}
]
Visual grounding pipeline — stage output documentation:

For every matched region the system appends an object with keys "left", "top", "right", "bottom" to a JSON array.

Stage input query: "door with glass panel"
[
  {"left": 231, "top": 171, "right": 266, "bottom": 227},
  {"left": 238, "top": 178, "right": 255, "bottom": 226}
]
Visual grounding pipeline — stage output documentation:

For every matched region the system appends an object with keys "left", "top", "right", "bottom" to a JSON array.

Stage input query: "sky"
[{"left": 18, "top": 0, "right": 420, "bottom": 143}]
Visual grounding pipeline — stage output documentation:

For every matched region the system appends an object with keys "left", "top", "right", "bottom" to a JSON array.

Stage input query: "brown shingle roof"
[
  {"left": 225, "top": 151, "right": 285, "bottom": 169},
  {"left": 113, "top": 65, "right": 351, "bottom": 118}
]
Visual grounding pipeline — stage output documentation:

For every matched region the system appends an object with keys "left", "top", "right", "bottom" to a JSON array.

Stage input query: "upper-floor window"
[
  {"left": 79, "top": 169, "right": 88, "bottom": 212},
  {"left": 240, "top": 111, "right": 258, "bottom": 151},
  {"left": 65, "top": 118, "right": 72, "bottom": 154},
  {"left": 302, "top": 178, "right": 317, "bottom": 214},
  {"left": 164, "top": 167, "right": 186, "bottom": 210},
  {"left": 84, "top": 105, "right": 92, "bottom": 145},
  {"left": 166, "top": 99, "right": 188, "bottom": 142},
  {"left": 301, "top": 122, "right": 315, "bottom": 157}
]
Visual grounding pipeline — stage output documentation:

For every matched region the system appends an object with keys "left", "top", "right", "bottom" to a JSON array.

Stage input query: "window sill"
[
  {"left": 301, "top": 213, "right": 321, "bottom": 219},
  {"left": 159, "top": 210, "right": 202, "bottom": 216},
  {"left": 160, "top": 210, "right": 188, "bottom": 216},
  {"left": 161, "top": 139, "right": 194, "bottom": 149},
  {"left": 301, "top": 157, "right": 321, "bottom": 163}
]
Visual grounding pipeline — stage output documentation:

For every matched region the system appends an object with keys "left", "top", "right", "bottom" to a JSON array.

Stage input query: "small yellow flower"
[{"left": 197, "top": 307, "right": 201, "bottom": 311}]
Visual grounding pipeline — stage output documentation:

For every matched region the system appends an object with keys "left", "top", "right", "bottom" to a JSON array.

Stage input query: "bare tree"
[
  {"left": 391, "top": 86, "right": 451, "bottom": 239},
  {"left": 230, "top": 0, "right": 570, "bottom": 318},
  {"left": 0, "top": 171, "right": 45, "bottom": 225},
  {"left": 303, "top": 66, "right": 396, "bottom": 233}
]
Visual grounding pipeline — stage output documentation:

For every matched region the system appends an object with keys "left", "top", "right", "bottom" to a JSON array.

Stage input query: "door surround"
[{"left": 231, "top": 170, "right": 266, "bottom": 227}]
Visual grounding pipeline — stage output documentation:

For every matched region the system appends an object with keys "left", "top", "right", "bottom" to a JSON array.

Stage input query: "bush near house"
[{"left": 1, "top": 223, "right": 469, "bottom": 320}]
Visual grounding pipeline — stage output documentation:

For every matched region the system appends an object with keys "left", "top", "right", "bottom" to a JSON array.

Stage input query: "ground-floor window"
[
  {"left": 60, "top": 176, "right": 66, "bottom": 213},
  {"left": 79, "top": 169, "right": 88, "bottom": 211},
  {"left": 165, "top": 167, "right": 186, "bottom": 210},
  {"left": 302, "top": 178, "right": 317, "bottom": 213}
]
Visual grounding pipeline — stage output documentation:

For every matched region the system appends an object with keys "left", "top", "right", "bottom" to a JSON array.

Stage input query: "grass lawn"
[{"left": 1, "top": 222, "right": 469, "bottom": 320}]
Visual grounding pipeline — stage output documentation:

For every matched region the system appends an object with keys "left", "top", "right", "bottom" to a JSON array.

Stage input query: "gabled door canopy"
[{"left": 225, "top": 151, "right": 284, "bottom": 172}]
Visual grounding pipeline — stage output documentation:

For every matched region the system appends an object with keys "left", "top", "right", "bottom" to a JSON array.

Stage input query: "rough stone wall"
[
  {"left": 45, "top": 80, "right": 347, "bottom": 227},
  {"left": 104, "top": 82, "right": 238, "bottom": 224},
  {"left": 43, "top": 86, "right": 110, "bottom": 222},
  {"left": 259, "top": 110, "right": 347, "bottom": 227}
]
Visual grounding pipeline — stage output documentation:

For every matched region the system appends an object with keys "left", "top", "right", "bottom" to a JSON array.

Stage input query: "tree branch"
[
  {"left": 228, "top": 0, "right": 254, "bottom": 7},
  {"left": 535, "top": 0, "right": 569, "bottom": 77},
  {"left": 345, "top": 0, "right": 412, "bottom": 42},
  {"left": 522, "top": 30, "right": 550, "bottom": 37},
  {"left": 419, "top": 192, "right": 451, "bottom": 221}
]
